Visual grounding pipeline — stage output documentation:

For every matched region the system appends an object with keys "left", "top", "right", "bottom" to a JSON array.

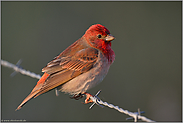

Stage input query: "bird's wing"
[{"left": 35, "top": 47, "right": 99, "bottom": 97}]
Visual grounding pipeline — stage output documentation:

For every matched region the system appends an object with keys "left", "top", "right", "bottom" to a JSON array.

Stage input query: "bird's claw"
[
  {"left": 82, "top": 92, "right": 93, "bottom": 104},
  {"left": 70, "top": 93, "right": 84, "bottom": 100}
]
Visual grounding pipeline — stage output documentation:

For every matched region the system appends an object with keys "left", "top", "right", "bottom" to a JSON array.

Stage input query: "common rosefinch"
[{"left": 16, "top": 24, "right": 115, "bottom": 110}]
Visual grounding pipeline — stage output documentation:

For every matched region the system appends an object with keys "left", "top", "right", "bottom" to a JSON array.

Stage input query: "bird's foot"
[
  {"left": 70, "top": 93, "right": 84, "bottom": 100},
  {"left": 83, "top": 92, "right": 93, "bottom": 104}
]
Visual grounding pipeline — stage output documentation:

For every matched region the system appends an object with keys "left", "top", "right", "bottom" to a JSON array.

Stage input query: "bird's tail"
[
  {"left": 15, "top": 90, "right": 40, "bottom": 111},
  {"left": 16, "top": 73, "right": 50, "bottom": 111}
]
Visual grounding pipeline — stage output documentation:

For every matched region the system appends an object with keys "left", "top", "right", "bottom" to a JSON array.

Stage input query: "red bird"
[{"left": 16, "top": 24, "right": 115, "bottom": 110}]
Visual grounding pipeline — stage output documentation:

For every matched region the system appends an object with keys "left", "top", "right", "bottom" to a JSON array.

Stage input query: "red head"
[{"left": 83, "top": 24, "right": 115, "bottom": 63}]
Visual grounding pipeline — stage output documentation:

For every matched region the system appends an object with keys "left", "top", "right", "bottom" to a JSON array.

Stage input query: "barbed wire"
[
  {"left": 89, "top": 90, "right": 155, "bottom": 122},
  {"left": 1, "top": 59, "right": 155, "bottom": 122},
  {"left": 1, "top": 59, "right": 41, "bottom": 79}
]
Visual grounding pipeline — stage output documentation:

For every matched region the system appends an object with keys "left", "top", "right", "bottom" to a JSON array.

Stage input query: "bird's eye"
[{"left": 97, "top": 34, "right": 102, "bottom": 39}]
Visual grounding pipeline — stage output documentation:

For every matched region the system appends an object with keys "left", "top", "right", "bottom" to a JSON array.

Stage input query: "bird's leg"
[
  {"left": 83, "top": 92, "right": 93, "bottom": 104},
  {"left": 70, "top": 93, "right": 84, "bottom": 100},
  {"left": 70, "top": 92, "right": 93, "bottom": 104}
]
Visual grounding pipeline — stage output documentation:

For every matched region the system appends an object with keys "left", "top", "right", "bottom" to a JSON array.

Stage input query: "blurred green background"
[{"left": 1, "top": 1, "right": 181, "bottom": 122}]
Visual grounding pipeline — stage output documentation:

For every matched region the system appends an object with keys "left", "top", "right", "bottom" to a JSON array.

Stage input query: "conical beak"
[{"left": 105, "top": 34, "right": 115, "bottom": 41}]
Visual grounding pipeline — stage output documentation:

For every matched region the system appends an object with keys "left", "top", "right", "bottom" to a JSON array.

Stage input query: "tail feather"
[
  {"left": 15, "top": 90, "right": 40, "bottom": 111},
  {"left": 16, "top": 73, "right": 50, "bottom": 111}
]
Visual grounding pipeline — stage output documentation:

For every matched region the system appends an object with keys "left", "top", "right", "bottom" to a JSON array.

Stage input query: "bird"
[{"left": 16, "top": 24, "right": 115, "bottom": 111}]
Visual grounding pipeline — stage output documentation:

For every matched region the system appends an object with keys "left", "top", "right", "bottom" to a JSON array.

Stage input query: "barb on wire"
[
  {"left": 10, "top": 59, "right": 23, "bottom": 77},
  {"left": 126, "top": 108, "right": 145, "bottom": 122},
  {"left": 1, "top": 59, "right": 41, "bottom": 79},
  {"left": 89, "top": 90, "right": 155, "bottom": 122},
  {"left": 89, "top": 90, "right": 103, "bottom": 109},
  {"left": 1, "top": 59, "right": 155, "bottom": 122}
]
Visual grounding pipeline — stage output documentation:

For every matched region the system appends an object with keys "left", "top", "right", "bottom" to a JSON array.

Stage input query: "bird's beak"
[{"left": 105, "top": 34, "right": 115, "bottom": 42}]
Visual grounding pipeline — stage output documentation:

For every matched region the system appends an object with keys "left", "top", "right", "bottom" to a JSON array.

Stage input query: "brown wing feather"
[{"left": 35, "top": 48, "right": 98, "bottom": 97}]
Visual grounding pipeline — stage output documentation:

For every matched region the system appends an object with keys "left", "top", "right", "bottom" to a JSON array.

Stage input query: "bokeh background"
[{"left": 1, "top": 1, "right": 181, "bottom": 122}]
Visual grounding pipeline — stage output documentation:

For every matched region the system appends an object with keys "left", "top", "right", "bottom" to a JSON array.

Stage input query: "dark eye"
[{"left": 97, "top": 34, "right": 102, "bottom": 38}]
